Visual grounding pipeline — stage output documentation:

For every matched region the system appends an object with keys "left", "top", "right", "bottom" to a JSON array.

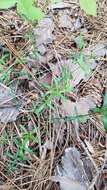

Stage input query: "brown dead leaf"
[
  {"left": 58, "top": 11, "right": 73, "bottom": 29},
  {"left": 52, "top": 176, "right": 86, "bottom": 190},
  {"left": 40, "top": 72, "right": 52, "bottom": 86},
  {"left": 48, "top": 2, "right": 72, "bottom": 10},
  {"left": 52, "top": 147, "right": 89, "bottom": 190},
  {"left": 34, "top": 17, "right": 54, "bottom": 47},
  {"left": 0, "top": 83, "right": 20, "bottom": 123},
  {"left": 62, "top": 96, "right": 96, "bottom": 117}
]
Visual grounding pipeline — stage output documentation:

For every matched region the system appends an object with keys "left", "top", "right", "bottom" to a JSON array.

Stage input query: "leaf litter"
[
  {"left": 0, "top": 83, "right": 20, "bottom": 123},
  {"left": 0, "top": 0, "right": 107, "bottom": 190},
  {"left": 52, "top": 147, "right": 90, "bottom": 190}
]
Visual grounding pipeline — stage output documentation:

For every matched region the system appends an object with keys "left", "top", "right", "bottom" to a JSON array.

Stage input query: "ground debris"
[
  {"left": 61, "top": 96, "right": 96, "bottom": 118},
  {"left": 0, "top": 0, "right": 107, "bottom": 189},
  {"left": 52, "top": 147, "right": 90, "bottom": 190},
  {"left": 0, "top": 83, "right": 20, "bottom": 123},
  {"left": 34, "top": 17, "right": 55, "bottom": 47}
]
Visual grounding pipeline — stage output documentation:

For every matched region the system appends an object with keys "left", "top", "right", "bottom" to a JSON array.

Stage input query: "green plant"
[
  {"left": 0, "top": 0, "right": 17, "bottom": 9},
  {"left": 0, "top": 50, "right": 13, "bottom": 84},
  {"left": 79, "top": 0, "right": 97, "bottom": 16},
  {"left": 53, "top": 98, "right": 107, "bottom": 132},
  {"left": 5, "top": 126, "right": 38, "bottom": 171},
  {"left": 72, "top": 35, "right": 91, "bottom": 75},
  {"left": 33, "top": 66, "right": 73, "bottom": 114},
  {"left": 0, "top": 0, "right": 43, "bottom": 21},
  {"left": 102, "top": 93, "right": 107, "bottom": 131}
]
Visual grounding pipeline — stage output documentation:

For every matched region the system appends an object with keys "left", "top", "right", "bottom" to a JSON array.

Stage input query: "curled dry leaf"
[
  {"left": 52, "top": 176, "right": 86, "bottom": 190},
  {"left": 0, "top": 83, "right": 20, "bottom": 123}
]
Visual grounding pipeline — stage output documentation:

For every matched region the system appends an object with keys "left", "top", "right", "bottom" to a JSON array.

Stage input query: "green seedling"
[
  {"left": 5, "top": 126, "right": 38, "bottom": 172},
  {"left": 72, "top": 34, "right": 91, "bottom": 75},
  {"left": 53, "top": 100, "right": 107, "bottom": 132},
  {"left": 0, "top": 51, "right": 13, "bottom": 84},
  {"left": 33, "top": 66, "right": 73, "bottom": 114}
]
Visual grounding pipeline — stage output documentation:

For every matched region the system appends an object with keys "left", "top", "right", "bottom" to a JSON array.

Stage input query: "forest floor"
[{"left": 0, "top": 1, "right": 107, "bottom": 190}]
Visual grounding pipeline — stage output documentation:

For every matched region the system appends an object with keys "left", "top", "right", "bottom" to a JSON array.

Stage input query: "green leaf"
[
  {"left": 79, "top": 0, "right": 96, "bottom": 16},
  {"left": 17, "top": 0, "right": 43, "bottom": 21},
  {"left": 74, "top": 34, "right": 84, "bottom": 49},
  {"left": 0, "top": 0, "right": 17, "bottom": 9},
  {"left": 77, "top": 52, "right": 91, "bottom": 75},
  {"left": 102, "top": 93, "right": 107, "bottom": 131}
]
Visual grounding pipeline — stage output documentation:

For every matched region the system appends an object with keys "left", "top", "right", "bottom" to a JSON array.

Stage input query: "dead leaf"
[
  {"left": 58, "top": 11, "right": 73, "bottom": 29},
  {"left": 0, "top": 83, "right": 20, "bottom": 123},
  {"left": 52, "top": 176, "right": 86, "bottom": 190},
  {"left": 40, "top": 72, "right": 52, "bottom": 86},
  {"left": 48, "top": 2, "right": 72, "bottom": 10},
  {"left": 37, "top": 44, "right": 47, "bottom": 55},
  {"left": 52, "top": 147, "right": 89, "bottom": 190},
  {"left": 34, "top": 17, "right": 55, "bottom": 47},
  {"left": 62, "top": 96, "right": 96, "bottom": 117},
  {"left": 84, "top": 42, "right": 107, "bottom": 58},
  {"left": 74, "top": 17, "right": 82, "bottom": 30},
  {"left": 0, "top": 185, "right": 9, "bottom": 190}
]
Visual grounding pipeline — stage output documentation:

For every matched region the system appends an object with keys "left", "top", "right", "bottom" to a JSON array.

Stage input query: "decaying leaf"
[
  {"left": 52, "top": 147, "right": 89, "bottom": 190},
  {"left": 84, "top": 42, "right": 107, "bottom": 58},
  {"left": 34, "top": 17, "right": 54, "bottom": 47},
  {"left": 40, "top": 72, "right": 52, "bottom": 86},
  {"left": 48, "top": 2, "right": 72, "bottom": 10},
  {"left": 0, "top": 83, "right": 20, "bottom": 123},
  {"left": 62, "top": 96, "right": 96, "bottom": 118},
  {"left": 58, "top": 11, "right": 73, "bottom": 29}
]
